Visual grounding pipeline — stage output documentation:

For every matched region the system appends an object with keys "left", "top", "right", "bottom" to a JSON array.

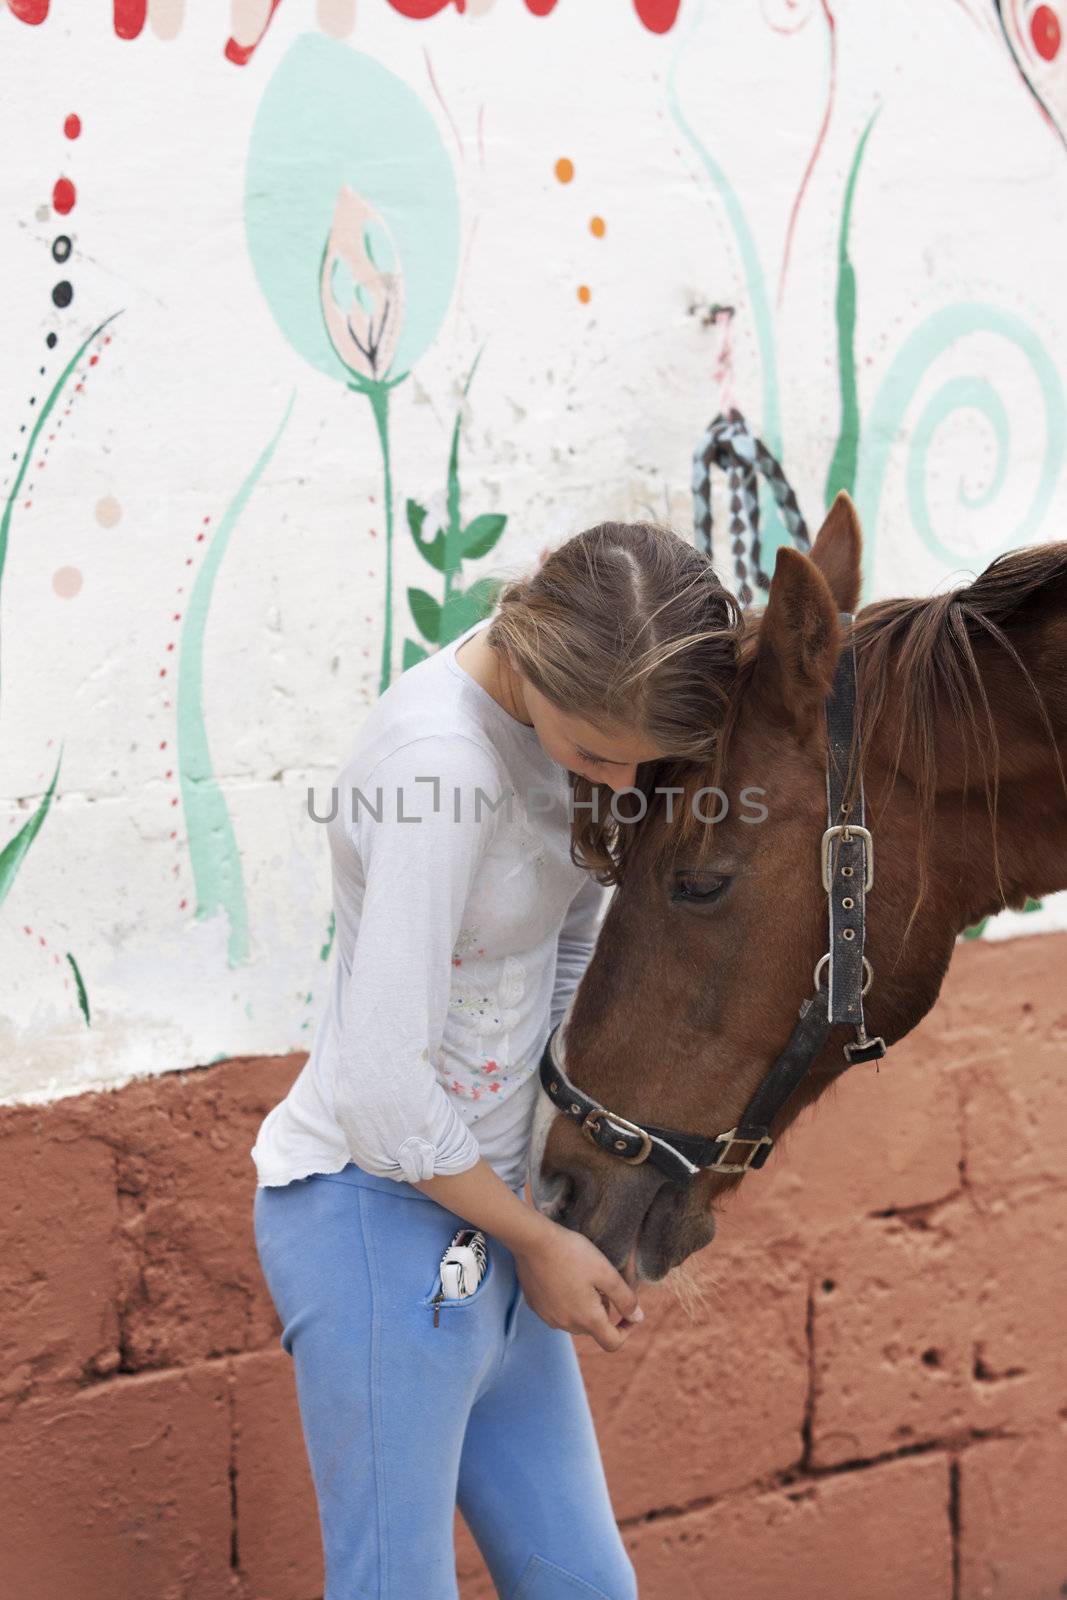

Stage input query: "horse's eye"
[{"left": 672, "top": 873, "right": 729, "bottom": 903}]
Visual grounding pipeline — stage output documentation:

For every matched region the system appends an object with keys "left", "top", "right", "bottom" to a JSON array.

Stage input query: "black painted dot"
[
  {"left": 38, "top": 366, "right": 45, "bottom": 376},
  {"left": 52, "top": 281, "right": 73, "bottom": 308},
  {"left": 46, "top": 332, "right": 57, "bottom": 348},
  {"left": 52, "top": 235, "right": 72, "bottom": 263}
]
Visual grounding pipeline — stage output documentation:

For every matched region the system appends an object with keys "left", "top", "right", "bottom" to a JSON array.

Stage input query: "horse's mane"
[{"left": 623, "top": 541, "right": 1067, "bottom": 945}]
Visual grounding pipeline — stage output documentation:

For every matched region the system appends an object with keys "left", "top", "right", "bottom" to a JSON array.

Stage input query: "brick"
[
  {"left": 625, "top": 1452, "right": 952, "bottom": 1600},
  {"left": 959, "top": 1430, "right": 1067, "bottom": 1600},
  {"left": 233, "top": 1348, "right": 322, "bottom": 1600},
  {"left": 111, "top": 1056, "right": 301, "bottom": 1369},
  {"left": 581, "top": 1238, "right": 809, "bottom": 1517},
  {"left": 922, "top": 933, "right": 1067, "bottom": 1196},
  {"left": 1, "top": 1364, "right": 232, "bottom": 1600},
  {"left": 810, "top": 1187, "right": 1067, "bottom": 1466},
  {"left": 0, "top": 1115, "right": 121, "bottom": 1409}
]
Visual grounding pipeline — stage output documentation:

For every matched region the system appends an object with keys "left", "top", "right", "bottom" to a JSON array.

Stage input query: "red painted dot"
[
  {"left": 64, "top": 113, "right": 81, "bottom": 139},
  {"left": 53, "top": 177, "right": 76, "bottom": 215},
  {"left": 1031, "top": 4, "right": 1061, "bottom": 59},
  {"left": 634, "top": 0, "right": 681, "bottom": 32}
]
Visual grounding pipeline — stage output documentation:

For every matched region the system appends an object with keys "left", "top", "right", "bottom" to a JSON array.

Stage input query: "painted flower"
[
  {"left": 245, "top": 33, "right": 460, "bottom": 386},
  {"left": 320, "top": 187, "right": 406, "bottom": 382}
]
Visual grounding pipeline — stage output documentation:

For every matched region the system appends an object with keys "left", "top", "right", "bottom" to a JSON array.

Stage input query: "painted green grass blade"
[
  {"left": 825, "top": 109, "right": 880, "bottom": 506},
  {"left": 178, "top": 393, "right": 295, "bottom": 965},
  {"left": 0, "top": 311, "right": 124, "bottom": 707},
  {"left": 443, "top": 347, "right": 484, "bottom": 594},
  {"left": 66, "top": 951, "right": 90, "bottom": 1026},
  {"left": 0, "top": 745, "right": 63, "bottom": 911}
]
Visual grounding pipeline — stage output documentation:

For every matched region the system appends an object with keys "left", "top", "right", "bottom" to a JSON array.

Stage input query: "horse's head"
[{"left": 529, "top": 493, "right": 1031, "bottom": 1283}]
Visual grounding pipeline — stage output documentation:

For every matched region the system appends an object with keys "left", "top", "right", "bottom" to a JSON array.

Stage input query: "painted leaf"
[
  {"left": 461, "top": 513, "right": 507, "bottom": 560},
  {"left": 408, "top": 586, "right": 442, "bottom": 642},
  {"left": 66, "top": 952, "right": 90, "bottom": 1026},
  {"left": 439, "top": 576, "right": 501, "bottom": 643},
  {"left": 407, "top": 498, "right": 446, "bottom": 570},
  {"left": 0, "top": 747, "right": 61, "bottom": 910},
  {"left": 402, "top": 637, "right": 430, "bottom": 671}
]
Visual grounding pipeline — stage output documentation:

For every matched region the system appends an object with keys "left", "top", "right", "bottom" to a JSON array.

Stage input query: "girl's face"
[{"left": 520, "top": 678, "right": 670, "bottom": 791}]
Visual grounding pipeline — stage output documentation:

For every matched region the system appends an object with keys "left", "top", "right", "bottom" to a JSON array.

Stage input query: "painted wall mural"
[{"left": 1, "top": 0, "right": 1065, "bottom": 1108}]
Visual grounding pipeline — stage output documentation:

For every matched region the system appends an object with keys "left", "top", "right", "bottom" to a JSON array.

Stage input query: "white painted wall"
[{"left": 2, "top": 0, "right": 1065, "bottom": 1103}]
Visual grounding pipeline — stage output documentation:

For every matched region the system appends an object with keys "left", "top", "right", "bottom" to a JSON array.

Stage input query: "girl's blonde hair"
[{"left": 485, "top": 520, "right": 743, "bottom": 880}]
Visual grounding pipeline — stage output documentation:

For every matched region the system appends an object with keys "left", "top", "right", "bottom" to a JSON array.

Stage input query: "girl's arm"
[{"left": 333, "top": 732, "right": 504, "bottom": 1184}]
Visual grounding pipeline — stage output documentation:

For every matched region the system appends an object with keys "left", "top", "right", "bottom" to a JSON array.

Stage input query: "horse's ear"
[
  {"left": 808, "top": 490, "right": 862, "bottom": 613},
  {"left": 751, "top": 546, "right": 842, "bottom": 740}
]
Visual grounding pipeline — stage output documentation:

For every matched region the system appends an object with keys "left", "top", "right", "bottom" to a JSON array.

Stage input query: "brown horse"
[{"left": 528, "top": 494, "right": 1067, "bottom": 1284}]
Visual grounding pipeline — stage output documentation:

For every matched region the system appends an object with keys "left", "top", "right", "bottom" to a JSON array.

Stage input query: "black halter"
[{"left": 537, "top": 611, "right": 888, "bottom": 1187}]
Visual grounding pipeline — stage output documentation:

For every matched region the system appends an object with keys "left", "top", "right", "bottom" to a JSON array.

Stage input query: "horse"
[{"left": 528, "top": 493, "right": 1067, "bottom": 1285}]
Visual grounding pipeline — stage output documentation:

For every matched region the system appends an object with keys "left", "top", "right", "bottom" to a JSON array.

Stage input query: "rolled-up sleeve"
[
  {"left": 549, "top": 871, "right": 610, "bottom": 1033},
  {"left": 331, "top": 733, "right": 506, "bottom": 1183}
]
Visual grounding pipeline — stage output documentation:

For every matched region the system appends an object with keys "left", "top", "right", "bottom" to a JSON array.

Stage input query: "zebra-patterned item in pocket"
[{"left": 439, "top": 1228, "right": 488, "bottom": 1299}]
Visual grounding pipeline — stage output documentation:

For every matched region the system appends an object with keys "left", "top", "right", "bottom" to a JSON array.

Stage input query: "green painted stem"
[{"left": 367, "top": 381, "right": 394, "bottom": 696}]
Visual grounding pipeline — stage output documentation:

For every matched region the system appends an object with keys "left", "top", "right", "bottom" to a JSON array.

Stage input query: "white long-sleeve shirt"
[{"left": 250, "top": 620, "right": 609, "bottom": 1191}]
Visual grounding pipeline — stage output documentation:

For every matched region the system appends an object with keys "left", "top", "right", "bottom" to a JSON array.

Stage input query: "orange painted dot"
[
  {"left": 555, "top": 157, "right": 574, "bottom": 183},
  {"left": 577, "top": 285, "right": 591, "bottom": 304},
  {"left": 590, "top": 216, "right": 606, "bottom": 237}
]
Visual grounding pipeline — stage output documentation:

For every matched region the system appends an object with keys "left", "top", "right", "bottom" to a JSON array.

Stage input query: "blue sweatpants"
[{"left": 252, "top": 1160, "right": 639, "bottom": 1600}]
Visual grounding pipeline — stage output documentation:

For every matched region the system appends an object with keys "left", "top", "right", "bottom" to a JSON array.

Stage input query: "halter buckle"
[
  {"left": 821, "top": 824, "right": 874, "bottom": 892},
  {"left": 709, "top": 1127, "right": 774, "bottom": 1173},
  {"left": 581, "top": 1108, "right": 653, "bottom": 1165}
]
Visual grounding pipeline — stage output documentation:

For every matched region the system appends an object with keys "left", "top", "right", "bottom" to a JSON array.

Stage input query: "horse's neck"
[
  {"left": 961, "top": 606, "right": 1065, "bottom": 920},
  {"left": 877, "top": 603, "right": 1067, "bottom": 926}
]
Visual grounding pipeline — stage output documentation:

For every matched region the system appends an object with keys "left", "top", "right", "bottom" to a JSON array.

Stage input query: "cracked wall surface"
[{"left": 2, "top": 933, "right": 1065, "bottom": 1599}]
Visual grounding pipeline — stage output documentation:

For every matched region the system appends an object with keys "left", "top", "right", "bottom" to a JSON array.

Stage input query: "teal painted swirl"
[{"left": 855, "top": 303, "right": 1066, "bottom": 604}]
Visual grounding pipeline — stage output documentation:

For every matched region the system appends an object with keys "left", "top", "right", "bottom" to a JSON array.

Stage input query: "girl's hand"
[{"left": 512, "top": 1219, "right": 644, "bottom": 1352}]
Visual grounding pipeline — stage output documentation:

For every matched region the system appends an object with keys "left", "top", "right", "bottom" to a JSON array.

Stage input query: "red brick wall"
[{"left": 3, "top": 934, "right": 1066, "bottom": 1599}]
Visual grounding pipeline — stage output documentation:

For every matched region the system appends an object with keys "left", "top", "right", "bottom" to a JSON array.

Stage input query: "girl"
[{"left": 250, "top": 520, "right": 742, "bottom": 1600}]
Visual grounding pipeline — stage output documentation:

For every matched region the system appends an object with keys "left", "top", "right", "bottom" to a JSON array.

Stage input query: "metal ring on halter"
[{"left": 813, "top": 952, "right": 873, "bottom": 996}]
